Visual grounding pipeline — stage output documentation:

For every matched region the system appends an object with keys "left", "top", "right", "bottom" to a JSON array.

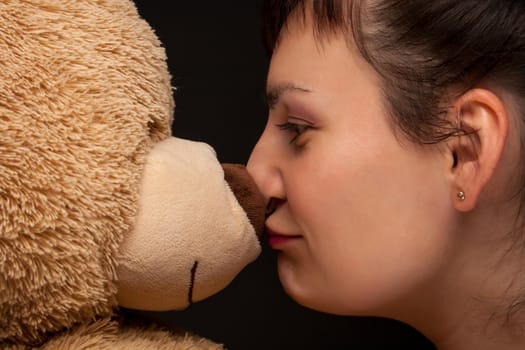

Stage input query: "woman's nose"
[{"left": 247, "top": 136, "right": 286, "bottom": 207}]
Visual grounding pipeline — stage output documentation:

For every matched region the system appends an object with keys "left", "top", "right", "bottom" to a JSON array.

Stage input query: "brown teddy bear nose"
[{"left": 222, "top": 163, "right": 265, "bottom": 240}]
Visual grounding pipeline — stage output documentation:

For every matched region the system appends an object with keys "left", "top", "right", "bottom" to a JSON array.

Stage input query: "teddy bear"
[{"left": 0, "top": 0, "right": 265, "bottom": 349}]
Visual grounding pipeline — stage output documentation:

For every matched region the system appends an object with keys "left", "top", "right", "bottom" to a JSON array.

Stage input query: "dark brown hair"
[{"left": 262, "top": 0, "right": 525, "bottom": 144}]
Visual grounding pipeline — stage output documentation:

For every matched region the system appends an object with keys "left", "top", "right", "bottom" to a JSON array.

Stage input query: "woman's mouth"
[{"left": 266, "top": 227, "right": 302, "bottom": 248}]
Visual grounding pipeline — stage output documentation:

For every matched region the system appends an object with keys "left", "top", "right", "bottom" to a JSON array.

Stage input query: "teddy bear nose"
[{"left": 222, "top": 163, "right": 266, "bottom": 240}]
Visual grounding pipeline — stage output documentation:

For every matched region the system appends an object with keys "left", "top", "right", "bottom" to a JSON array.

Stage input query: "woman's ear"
[{"left": 448, "top": 88, "right": 509, "bottom": 212}]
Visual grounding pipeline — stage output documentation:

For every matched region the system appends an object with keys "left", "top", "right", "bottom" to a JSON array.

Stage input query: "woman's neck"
[{"left": 406, "top": 204, "right": 525, "bottom": 350}]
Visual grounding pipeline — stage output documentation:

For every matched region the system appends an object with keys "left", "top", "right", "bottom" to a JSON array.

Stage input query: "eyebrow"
[{"left": 266, "top": 83, "right": 311, "bottom": 109}]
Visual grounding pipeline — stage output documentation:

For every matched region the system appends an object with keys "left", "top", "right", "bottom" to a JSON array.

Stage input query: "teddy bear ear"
[{"left": 222, "top": 163, "right": 266, "bottom": 239}]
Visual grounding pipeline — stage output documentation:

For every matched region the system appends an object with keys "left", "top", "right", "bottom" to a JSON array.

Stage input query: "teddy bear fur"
[{"left": 0, "top": 0, "right": 262, "bottom": 348}]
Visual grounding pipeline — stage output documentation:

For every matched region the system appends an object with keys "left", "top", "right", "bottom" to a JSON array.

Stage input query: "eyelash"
[{"left": 276, "top": 122, "right": 311, "bottom": 144}]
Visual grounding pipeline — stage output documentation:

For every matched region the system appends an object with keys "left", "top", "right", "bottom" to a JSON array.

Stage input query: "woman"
[{"left": 247, "top": 1, "right": 525, "bottom": 349}]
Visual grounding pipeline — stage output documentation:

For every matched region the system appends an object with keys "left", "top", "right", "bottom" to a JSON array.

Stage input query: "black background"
[{"left": 131, "top": 1, "right": 436, "bottom": 349}]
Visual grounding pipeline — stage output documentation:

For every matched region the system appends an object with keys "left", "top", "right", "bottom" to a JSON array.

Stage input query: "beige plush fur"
[{"left": 0, "top": 0, "right": 262, "bottom": 348}]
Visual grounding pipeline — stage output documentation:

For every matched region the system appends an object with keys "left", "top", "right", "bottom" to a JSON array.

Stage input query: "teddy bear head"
[{"left": 0, "top": 0, "right": 263, "bottom": 346}]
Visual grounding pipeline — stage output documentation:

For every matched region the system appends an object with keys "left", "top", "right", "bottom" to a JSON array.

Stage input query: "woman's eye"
[{"left": 276, "top": 122, "right": 311, "bottom": 144}]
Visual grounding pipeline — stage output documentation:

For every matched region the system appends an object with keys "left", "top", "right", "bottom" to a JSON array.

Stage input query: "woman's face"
[{"left": 247, "top": 14, "right": 458, "bottom": 316}]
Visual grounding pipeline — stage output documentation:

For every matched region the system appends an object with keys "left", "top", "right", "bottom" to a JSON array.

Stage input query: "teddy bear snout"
[
  {"left": 115, "top": 137, "right": 262, "bottom": 311},
  {"left": 222, "top": 163, "right": 266, "bottom": 241}
]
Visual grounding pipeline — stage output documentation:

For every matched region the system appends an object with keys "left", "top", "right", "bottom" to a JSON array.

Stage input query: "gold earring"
[{"left": 457, "top": 191, "right": 465, "bottom": 201}]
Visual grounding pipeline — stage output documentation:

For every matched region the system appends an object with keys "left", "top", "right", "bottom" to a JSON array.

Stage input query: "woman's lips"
[{"left": 266, "top": 227, "right": 302, "bottom": 247}]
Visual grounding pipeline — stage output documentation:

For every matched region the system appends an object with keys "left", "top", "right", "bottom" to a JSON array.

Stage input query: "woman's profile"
[{"left": 248, "top": 1, "right": 525, "bottom": 349}]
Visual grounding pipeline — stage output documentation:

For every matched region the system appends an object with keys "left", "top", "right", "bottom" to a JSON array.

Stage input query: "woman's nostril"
[{"left": 265, "top": 198, "right": 280, "bottom": 218}]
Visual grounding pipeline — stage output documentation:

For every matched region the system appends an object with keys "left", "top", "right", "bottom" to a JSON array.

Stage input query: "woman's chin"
[{"left": 276, "top": 256, "right": 327, "bottom": 312}]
